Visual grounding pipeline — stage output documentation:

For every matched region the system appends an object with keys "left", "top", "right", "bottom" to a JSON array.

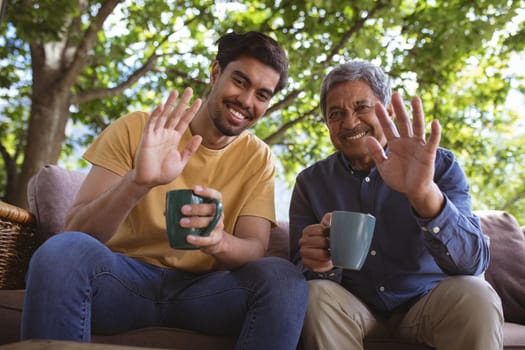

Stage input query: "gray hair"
[{"left": 320, "top": 60, "right": 392, "bottom": 121}]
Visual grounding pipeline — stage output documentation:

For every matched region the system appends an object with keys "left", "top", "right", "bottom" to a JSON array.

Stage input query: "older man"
[{"left": 290, "top": 60, "right": 503, "bottom": 349}]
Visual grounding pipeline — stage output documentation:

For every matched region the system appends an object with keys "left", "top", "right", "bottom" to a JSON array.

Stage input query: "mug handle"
[{"left": 200, "top": 198, "right": 223, "bottom": 236}]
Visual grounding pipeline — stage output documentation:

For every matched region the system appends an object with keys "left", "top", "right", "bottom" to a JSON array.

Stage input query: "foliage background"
[{"left": 1, "top": 0, "right": 525, "bottom": 222}]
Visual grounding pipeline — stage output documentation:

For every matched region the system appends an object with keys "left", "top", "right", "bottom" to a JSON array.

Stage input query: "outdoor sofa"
[{"left": 1, "top": 164, "right": 524, "bottom": 349}]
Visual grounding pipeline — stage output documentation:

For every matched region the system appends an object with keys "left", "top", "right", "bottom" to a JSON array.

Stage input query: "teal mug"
[
  {"left": 329, "top": 211, "right": 376, "bottom": 270},
  {"left": 165, "top": 189, "right": 223, "bottom": 250}
]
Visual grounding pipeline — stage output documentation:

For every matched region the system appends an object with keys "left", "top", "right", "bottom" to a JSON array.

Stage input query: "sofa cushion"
[
  {"left": 0, "top": 289, "right": 25, "bottom": 344},
  {"left": 477, "top": 210, "right": 525, "bottom": 324},
  {"left": 27, "top": 164, "right": 87, "bottom": 238},
  {"left": 266, "top": 221, "right": 289, "bottom": 259}
]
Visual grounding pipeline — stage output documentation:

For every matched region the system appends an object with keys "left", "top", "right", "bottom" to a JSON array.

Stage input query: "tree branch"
[
  {"left": 71, "top": 52, "right": 158, "bottom": 104},
  {"left": 258, "top": 0, "right": 290, "bottom": 31},
  {"left": 263, "top": 105, "right": 319, "bottom": 145},
  {"left": 502, "top": 185, "right": 525, "bottom": 211},
  {"left": 152, "top": 66, "right": 208, "bottom": 86},
  {"left": 61, "top": 0, "right": 121, "bottom": 88},
  {"left": 266, "top": 89, "right": 302, "bottom": 115},
  {"left": 323, "top": 2, "right": 387, "bottom": 65},
  {"left": 71, "top": 29, "right": 177, "bottom": 104},
  {"left": 0, "top": 142, "right": 11, "bottom": 165}
]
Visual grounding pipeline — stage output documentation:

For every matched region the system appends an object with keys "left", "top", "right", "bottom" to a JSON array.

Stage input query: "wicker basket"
[{"left": 0, "top": 200, "right": 41, "bottom": 289}]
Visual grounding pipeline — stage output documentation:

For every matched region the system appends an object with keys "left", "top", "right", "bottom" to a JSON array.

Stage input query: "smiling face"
[
  {"left": 205, "top": 55, "right": 280, "bottom": 138},
  {"left": 325, "top": 80, "right": 392, "bottom": 170}
]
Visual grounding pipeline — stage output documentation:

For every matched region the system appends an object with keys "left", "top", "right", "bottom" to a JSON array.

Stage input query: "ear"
[{"left": 210, "top": 61, "right": 221, "bottom": 84}]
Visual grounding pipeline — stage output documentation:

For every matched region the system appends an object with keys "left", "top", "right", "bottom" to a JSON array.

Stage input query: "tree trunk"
[
  {"left": 12, "top": 93, "right": 70, "bottom": 209},
  {"left": 10, "top": 42, "right": 71, "bottom": 209},
  {"left": 7, "top": 0, "right": 134, "bottom": 209}
]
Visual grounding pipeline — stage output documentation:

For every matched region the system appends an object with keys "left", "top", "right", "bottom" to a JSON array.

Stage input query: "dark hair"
[
  {"left": 320, "top": 60, "right": 392, "bottom": 121},
  {"left": 215, "top": 31, "right": 289, "bottom": 93}
]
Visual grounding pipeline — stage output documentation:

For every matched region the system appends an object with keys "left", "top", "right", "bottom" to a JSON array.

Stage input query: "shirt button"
[
  {"left": 365, "top": 177, "right": 370, "bottom": 182},
  {"left": 421, "top": 226, "right": 428, "bottom": 232},
  {"left": 446, "top": 251, "right": 450, "bottom": 256},
  {"left": 432, "top": 226, "right": 440, "bottom": 234},
  {"left": 379, "top": 286, "right": 385, "bottom": 292},
  {"left": 370, "top": 250, "right": 377, "bottom": 256}
]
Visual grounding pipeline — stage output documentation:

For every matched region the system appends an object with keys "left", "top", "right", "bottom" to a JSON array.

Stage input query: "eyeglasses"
[{"left": 326, "top": 104, "right": 375, "bottom": 123}]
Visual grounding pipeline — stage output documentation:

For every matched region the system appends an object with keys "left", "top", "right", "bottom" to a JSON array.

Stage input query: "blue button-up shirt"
[{"left": 289, "top": 149, "right": 489, "bottom": 313}]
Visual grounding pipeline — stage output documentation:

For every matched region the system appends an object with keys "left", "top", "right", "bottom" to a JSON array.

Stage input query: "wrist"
[
  {"left": 409, "top": 183, "right": 444, "bottom": 218},
  {"left": 126, "top": 171, "right": 154, "bottom": 196}
]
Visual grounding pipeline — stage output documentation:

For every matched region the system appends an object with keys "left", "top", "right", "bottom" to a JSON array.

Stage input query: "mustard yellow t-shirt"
[{"left": 83, "top": 111, "right": 276, "bottom": 273}]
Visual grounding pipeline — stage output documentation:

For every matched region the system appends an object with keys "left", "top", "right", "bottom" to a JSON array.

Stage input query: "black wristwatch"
[{"left": 305, "top": 267, "right": 342, "bottom": 282}]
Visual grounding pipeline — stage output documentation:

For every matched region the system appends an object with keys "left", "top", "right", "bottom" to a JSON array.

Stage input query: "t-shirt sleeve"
[{"left": 83, "top": 112, "right": 147, "bottom": 176}]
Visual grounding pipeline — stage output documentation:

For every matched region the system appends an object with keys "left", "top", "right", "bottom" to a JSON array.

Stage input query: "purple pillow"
[
  {"left": 27, "top": 165, "right": 86, "bottom": 238},
  {"left": 478, "top": 210, "right": 525, "bottom": 324}
]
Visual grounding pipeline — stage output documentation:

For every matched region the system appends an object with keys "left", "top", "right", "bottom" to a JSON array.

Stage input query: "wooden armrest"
[{"left": 0, "top": 201, "right": 34, "bottom": 225}]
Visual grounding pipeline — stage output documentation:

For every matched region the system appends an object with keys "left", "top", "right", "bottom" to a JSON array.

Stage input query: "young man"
[
  {"left": 22, "top": 31, "right": 308, "bottom": 350},
  {"left": 290, "top": 60, "right": 503, "bottom": 349}
]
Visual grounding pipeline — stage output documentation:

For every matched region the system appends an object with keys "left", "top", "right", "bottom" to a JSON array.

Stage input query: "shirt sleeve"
[
  {"left": 413, "top": 149, "right": 489, "bottom": 275},
  {"left": 289, "top": 173, "right": 315, "bottom": 266},
  {"left": 289, "top": 172, "right": 341, "bottom": 281},
  {"left": 84, "top": 112, "right": 146, "bottom": 175}
]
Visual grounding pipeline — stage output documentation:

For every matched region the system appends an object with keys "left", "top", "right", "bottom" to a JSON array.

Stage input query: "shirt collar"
[{"left": 337, "top": 148, "right": 389, "bottom": 177}]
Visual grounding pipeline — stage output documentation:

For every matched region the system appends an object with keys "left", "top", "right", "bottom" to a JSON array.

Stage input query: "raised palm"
[
  {"left": 365, "top": 92, "right": 441, "bottom": 200},
  {"left": 133, "top": 88, "right": 203, "bottom": 188}
]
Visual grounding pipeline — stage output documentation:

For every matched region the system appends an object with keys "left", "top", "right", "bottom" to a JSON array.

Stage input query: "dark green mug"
[{"left": 165, "top": 189, "right": 223, "bottom": 250}]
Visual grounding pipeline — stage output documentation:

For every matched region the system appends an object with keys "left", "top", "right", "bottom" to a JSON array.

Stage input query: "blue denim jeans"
[{"left": 21, "top": 232, "right": 308, "bottom": 350}]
